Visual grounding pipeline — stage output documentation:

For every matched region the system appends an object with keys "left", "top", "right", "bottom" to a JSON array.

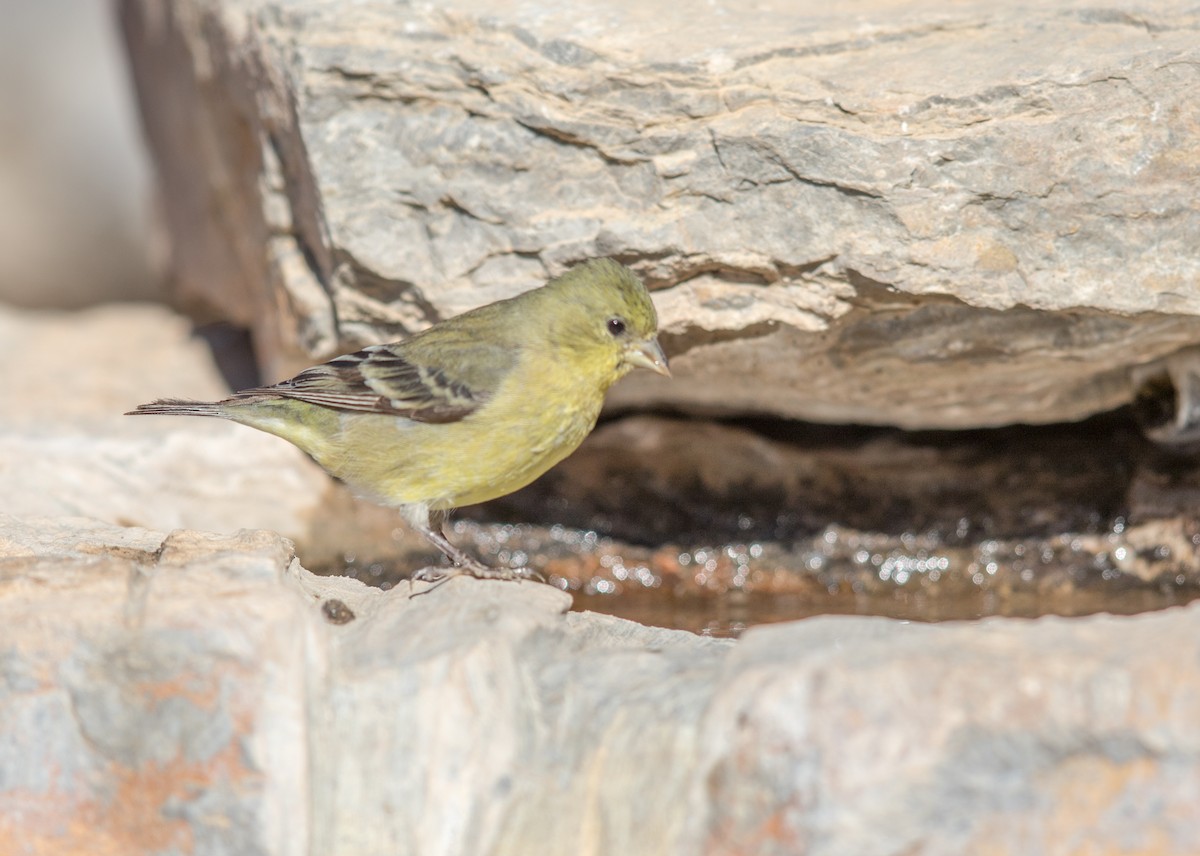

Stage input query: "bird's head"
[{"left": 543, "top": 258, "right": 670, "bottom": 385}]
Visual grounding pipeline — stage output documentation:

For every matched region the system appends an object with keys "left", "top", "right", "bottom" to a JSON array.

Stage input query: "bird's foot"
[
  {"left": 414, "top": 524, "right": 542, "bottom": 584},
  {"left": 411, "top": 561, "right": 544, "bottom": 586}
]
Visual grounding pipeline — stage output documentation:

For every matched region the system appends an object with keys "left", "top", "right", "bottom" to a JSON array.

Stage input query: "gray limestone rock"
[
  {"left": 3, "top": 515, "right": 1199, "bottom": 854},
  {"left": 119, "top": 0, "right": 1200, "bottom": 429}
]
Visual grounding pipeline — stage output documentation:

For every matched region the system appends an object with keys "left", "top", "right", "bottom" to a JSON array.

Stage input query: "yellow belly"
[{"left": 326, "top": 395, "right": 601, "bottom": 510}]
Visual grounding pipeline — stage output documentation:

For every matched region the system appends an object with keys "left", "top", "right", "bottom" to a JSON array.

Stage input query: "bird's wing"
[{"left": 242, "top": 337, "right": 517, "bottom": 424}]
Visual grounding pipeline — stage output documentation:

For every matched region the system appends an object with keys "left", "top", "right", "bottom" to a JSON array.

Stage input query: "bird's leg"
[{"left": 411, "top": 519, "right": 543, "bottom": 583}]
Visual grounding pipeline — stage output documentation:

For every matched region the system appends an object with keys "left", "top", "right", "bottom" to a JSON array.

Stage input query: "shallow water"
[
  {"left": 574, "top": 584, "right": 1200, "bottom": 638},
  {"left": 332, "top": 516, "right": 1200, "bottom": 637}
]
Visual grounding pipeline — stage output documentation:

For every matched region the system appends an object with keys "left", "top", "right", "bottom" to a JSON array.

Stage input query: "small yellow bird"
[{"left": 128, "top": 258, "right": 670, "bottom": 581}]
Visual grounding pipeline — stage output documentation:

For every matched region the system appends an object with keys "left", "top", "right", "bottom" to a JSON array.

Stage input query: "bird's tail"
[{"left": 125, "top": 398, "right": 227, "bottom": 418}]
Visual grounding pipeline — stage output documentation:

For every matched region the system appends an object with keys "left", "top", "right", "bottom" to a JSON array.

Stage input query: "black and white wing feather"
[{"left": 242, "top": 336, "right": 516, "bottom": 424}]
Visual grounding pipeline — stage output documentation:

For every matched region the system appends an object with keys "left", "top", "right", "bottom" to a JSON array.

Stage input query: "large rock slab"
[
  {"left": 3, "top": 515, "right": 1199, "bottom": 854},
  {"left": 119, "top": 0, "right": 1200, "bottom": 428}
]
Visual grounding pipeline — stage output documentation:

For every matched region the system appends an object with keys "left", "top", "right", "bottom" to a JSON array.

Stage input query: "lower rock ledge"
[{"left": 1, "top": 514, "right": 1196, "bottom": 855}]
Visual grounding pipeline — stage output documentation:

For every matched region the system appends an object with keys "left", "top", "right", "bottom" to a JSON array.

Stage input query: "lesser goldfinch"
[{"left": 128, "top": 258, "right": 669, "bottom": 580}]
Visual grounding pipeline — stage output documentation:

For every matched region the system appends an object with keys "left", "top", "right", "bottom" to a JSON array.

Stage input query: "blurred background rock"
[{"left": 0, "top": 0, "right": 158, "bottom": 308}]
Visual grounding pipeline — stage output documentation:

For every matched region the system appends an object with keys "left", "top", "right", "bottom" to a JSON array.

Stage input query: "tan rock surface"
[
  {"left": 0, "top": 519, "right": 315, "bottom": 856},
  {"left": 3, "top": 515, "right": 1199, "bottom": 855}
]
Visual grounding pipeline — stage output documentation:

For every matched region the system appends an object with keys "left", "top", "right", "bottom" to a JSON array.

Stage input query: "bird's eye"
[{"left": 606, "top": 317, "right": 627, "bottom": 337}]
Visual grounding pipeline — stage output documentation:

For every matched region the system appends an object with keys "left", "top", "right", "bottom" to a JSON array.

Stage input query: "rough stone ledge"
[{"left": 2, "top": 513, "right": 1198, "bottom": 855}]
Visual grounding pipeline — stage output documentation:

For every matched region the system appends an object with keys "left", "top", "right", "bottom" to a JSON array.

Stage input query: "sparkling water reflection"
[{"left": 330, "top": 515, "right": 1200, "bottom": 638}]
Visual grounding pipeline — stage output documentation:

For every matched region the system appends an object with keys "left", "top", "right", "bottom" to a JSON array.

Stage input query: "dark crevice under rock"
[{"left": 473, "top": 409, "right": 1200, "bottom": 542}]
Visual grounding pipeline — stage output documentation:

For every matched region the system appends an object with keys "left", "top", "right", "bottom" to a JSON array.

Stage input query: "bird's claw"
[{"left": 410, "top": 562, "right": 544, "bottom": 585}]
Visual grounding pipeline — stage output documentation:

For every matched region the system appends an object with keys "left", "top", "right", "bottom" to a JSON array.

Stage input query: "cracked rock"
[{"left": 120, "top": 0, "right": 1200, "bottom": 429}]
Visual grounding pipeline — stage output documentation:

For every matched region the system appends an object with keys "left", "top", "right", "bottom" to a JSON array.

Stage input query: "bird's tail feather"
[{"left": 125, "top": 398, "right": 226, "bottom": 418}]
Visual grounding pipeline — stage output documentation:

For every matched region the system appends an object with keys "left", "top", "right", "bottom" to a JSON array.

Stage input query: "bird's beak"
[{"left": 625, "top": 338, "right": 671, "bottom": 377}]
